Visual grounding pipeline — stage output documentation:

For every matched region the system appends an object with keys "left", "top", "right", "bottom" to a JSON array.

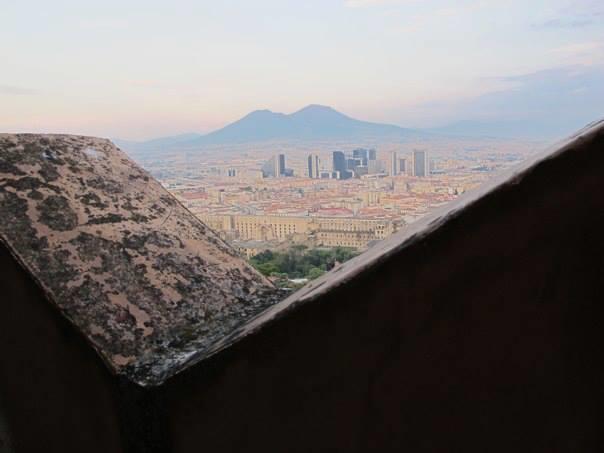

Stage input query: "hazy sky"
[{"left": 1, "top": 0, "right": 603, "bottom": 139}]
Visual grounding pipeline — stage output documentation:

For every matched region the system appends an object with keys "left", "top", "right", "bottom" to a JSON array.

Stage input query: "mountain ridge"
[{"left": 114, "top": 105, "right": 428, "bottom": 153}]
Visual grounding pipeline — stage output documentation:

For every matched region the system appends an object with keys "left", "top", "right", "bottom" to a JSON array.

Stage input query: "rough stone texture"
[{"left": 0, "top": 134, "right": 279, "bottom": 386}]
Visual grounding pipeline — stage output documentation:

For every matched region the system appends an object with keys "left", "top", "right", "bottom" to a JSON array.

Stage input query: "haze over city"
[{"left": 2, "top": 0, "right": 603, "bottom": 140}]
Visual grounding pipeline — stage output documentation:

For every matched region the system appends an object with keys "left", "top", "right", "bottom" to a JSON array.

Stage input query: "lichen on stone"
[{"left": 0, "top": 133, "right": 280, "bottom": 386}]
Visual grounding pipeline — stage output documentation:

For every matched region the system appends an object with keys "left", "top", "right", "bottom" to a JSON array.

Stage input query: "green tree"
[
  {"left": 249, "top": 246, "right": 359, "bottom": 287},
  {"left": 306, "top": 267, "right": 325, "bottom": 280}
]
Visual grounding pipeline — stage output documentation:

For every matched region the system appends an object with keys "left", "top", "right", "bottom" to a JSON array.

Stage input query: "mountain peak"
[
  {"left": 245, "top": 109, "right": 277, "bottom": 117},
  {"left": 117, "top": 105, "right": 422, "bottom": 152},
  {"left": 293, "top": 104, "right": 340, "bottom": 114},
  {"left": 290, "top": 104, "right": 351, "bottom": 122},
  {"left": 297, "top": 104, "right": 335, "bottom": 112}
]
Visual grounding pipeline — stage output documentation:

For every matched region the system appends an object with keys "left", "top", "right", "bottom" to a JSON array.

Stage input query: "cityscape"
[{"left": 133, "top": 135, "right": 539, "bottom": 287}]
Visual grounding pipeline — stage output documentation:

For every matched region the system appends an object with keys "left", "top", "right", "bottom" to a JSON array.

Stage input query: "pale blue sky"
[{"left": 1, "top": 0, "right": 603, "bottom": 139}]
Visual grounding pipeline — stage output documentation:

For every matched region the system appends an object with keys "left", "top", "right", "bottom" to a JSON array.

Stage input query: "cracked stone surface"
[{"left": 0, "top": 134, "right": 280, "bottom": 386}]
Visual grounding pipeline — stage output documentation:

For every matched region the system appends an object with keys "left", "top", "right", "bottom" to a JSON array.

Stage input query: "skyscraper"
[
  {"left": 262, "top": 154, "right": 287, "bottom": 178},
  {"left": 333, "top": 151, "right": 346, "bottom": 172},
  {"left": 368, "top": 159, "right": 379, "bottom": 174},
  {"left": 272, "top": 153, "right": 286, "bottom": 178},
  {"left": 368, "top": 149, "right": 377, "bottom": 160},
  {"left": 307, "top": 154, "right": 320, "bottom": 179},
  {"left": 390, "top": 151, "right": 398, "bottom": 176},
  {"left": 413, "top": 150, "right": 428, "bottom": 177},
  {"left": 261, "top": 158, "right": 273, "bottom": 177},
  {"left": 399, "top": 158, "right": 406, "bottom": 175},
  {"left": 332, "top": 151, "right": 350, "bottom": 179},
  {"left": 353, "top": 148, "right": 367, "bottom": 159},
  {"left": 353, "top": 148, "right": 369, "bottom": 166}
]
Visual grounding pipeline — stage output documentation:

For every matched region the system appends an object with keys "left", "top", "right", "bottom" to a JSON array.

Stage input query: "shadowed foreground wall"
[
  {"left": 162, "top": 128, "right": 604, "bottom": 452},
  {"left": 0, "top": 243, "right": 123, "bottom": 453}
]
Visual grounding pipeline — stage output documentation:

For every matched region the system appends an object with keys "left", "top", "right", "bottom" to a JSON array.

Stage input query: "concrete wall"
[{"left": 162, "top": 127, "right": 604, "bottom": 452}]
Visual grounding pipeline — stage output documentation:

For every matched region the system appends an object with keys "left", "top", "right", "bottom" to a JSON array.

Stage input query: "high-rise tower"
[
  {"left": 390, "top": 151, "right": 398, "bottom": 176},
  {"left": 333, "top": 151, "right": 351, "bottom": 179},
  {"left": 307, "top": 154, "right": 320, "bottom": 179},
  {"left": 413, "top": 150, "right": 428, "bottom": 177}
]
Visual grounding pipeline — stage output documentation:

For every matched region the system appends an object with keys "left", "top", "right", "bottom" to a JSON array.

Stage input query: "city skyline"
[
  {"left": 162, "top": 134, "right": 530, "bottom": 263},
  {"left": 268, "top": 147, "right": 432, "bottom": 179}
]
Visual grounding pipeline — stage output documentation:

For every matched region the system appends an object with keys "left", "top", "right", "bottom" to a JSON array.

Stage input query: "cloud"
[
  {"left": 534, "top": 17, "right": 595, "bottom": 29},
  {"left": 566, "top": 0, "right": 604, "bottom": 16},
  {"left": 77, "top": 18, "right": 129, "bottom": 30},
  {"left": 386, "top": 0, "right": 493, "bottom": 34},
  {"left": 533, "top": 1, "right": 603, "bottom": 30},
  {"left": 419, "top": 64, "right": 604, "bottom": 139},
  {"left": 549, "top": 41, "right": 604, "bottom": 65},
  {"left": 344, "top": 0, "right": 416, "bottom": 8},
  {"left": 435, "top": 1, "right": 491, "bottom": 17},
  {"left": 346, "top": 0, "right": 490, "bottom": 11},
  {"left": 0, "top": 85, "right": 37, "bottom": 96}
]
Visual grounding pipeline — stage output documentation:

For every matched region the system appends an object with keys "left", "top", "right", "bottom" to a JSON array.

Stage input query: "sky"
[{"left": 1, "top": 0, "right": 603, "bottom": 140}]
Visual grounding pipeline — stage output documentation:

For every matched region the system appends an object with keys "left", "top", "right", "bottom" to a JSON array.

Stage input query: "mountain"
[
  {"left": 199, "top": 105, "right": 414, "bottom": 144},
  {"left": 116, "top": 105, "right": 429, "bottom": 153},
  {"left": 113, "top": 132, "right": 203, "bottom": 153},
  {"left": 426, "top": 120, "right": 547, "bottom": 139},
  {"left": 424, "top": 66, "right": 604, "bottom": 141}
]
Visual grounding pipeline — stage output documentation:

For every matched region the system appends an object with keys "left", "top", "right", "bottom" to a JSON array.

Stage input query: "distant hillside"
[
  {"left": 113, "top": 133, "right": 203, "bottom": 154},
  {"left": 427, "top": 119, "right": 591, "bottom": 140},
  {"left": 116, "top": 105, "right": 430, "bottom": 153},
  {"left": 199, "top": 105, "right": 418, "bottom": 143}
]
